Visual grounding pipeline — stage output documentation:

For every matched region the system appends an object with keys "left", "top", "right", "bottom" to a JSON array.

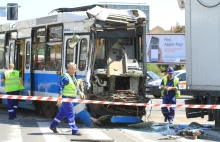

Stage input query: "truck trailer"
[{"left": 178, "top": 0, "right": 220, "bottom": 129}]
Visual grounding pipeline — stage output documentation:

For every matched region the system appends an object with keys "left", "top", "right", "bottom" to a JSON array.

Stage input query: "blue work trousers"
[
  {"left": 50, "top": 96, "right": 78, "bottom": 134},
  {"left": 7, "top": 91, "right": 19, "bottom": 119},
  {"left": 161, "top": 96, "right": 176, "bottom": 123}
]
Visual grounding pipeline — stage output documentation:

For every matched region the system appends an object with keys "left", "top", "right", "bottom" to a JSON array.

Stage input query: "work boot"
[
  {"left": 50, "top": 127, "right": 61, "bottom": 134},
  {"left": 72, "top": 131, "right": 82, "bottom": 136},
  {"left": 164, "top": 118, "right": 167, "bottom": 122}
]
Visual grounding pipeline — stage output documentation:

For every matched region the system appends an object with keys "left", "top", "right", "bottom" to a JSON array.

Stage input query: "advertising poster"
[{"left": 146, "top": 34, "right": 185, "bottom": 64}]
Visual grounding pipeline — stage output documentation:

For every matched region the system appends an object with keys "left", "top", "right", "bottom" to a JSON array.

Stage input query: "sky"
[{"left": 0, "top": 0, "right": 185, "bottom": 30}]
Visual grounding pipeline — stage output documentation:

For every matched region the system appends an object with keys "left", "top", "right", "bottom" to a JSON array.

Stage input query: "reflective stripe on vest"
[
  {"left": 161, "top": 77, "right": 181, "bottom": 98},
  {"left": 4, "top": 70, "right": 22, "bottom": 92},
  {"left": 62, "top": 73, "right": 78, "bottom": 97}
]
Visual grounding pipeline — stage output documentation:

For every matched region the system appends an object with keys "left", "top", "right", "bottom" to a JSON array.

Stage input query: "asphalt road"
[{"left": 0, "top": 96, "right": 219, "bottom": 142}]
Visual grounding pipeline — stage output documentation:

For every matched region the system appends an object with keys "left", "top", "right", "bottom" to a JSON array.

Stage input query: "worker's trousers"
[
  {"left": 161, "top": 95, "right": 176, "bottom": 123},
  {"left": 50, "top": 96, "right": 78, "bottom": 134},
  {"left": 7, "top": 91, "right": 19, "bottom": 119}
]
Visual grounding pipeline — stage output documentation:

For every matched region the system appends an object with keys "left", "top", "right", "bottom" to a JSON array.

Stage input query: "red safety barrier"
[{"left": 0, "top": 94, "right": 220, "bottom": 109}]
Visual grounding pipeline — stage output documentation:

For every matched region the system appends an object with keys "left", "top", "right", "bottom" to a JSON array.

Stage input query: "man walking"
[
  {"left": 50, "top": 62, "right": 85, "bottom": 135},
  {"left": 160, "top": 67, "right": 180, "bottom": 124},
  {"left": 1, "top": 63, "right": 24, "bottom": 120}
]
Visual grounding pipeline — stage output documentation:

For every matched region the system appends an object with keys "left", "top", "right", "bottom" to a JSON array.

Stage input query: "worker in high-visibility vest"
[
  {"left": 0, "top": 63, "right": 25, "bottom": 120},
  {"left": 160, "top": 67, "right": 180, "bottom": 124},
  {"left": 50, "top": 62, "right": 85, "bottom": 135}
]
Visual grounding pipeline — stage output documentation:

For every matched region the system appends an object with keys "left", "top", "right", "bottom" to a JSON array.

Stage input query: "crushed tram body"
[{"left": 0, "top": 5, "right": 149, "bottom": 124}]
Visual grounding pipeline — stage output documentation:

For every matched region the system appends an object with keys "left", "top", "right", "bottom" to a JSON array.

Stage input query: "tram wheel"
[{"left": 42, "top": 102, "right": 57, "bottom": 118}]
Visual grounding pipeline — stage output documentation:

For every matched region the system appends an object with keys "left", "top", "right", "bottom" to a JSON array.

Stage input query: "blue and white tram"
[
  {"left": 0, "top": 5, "right": 148, "bottom": 124},
  {"left": 0, "top": 11, "right": 93, "bottom": 118}
]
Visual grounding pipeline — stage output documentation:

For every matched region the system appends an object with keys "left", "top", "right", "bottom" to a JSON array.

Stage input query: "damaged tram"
[{"left": 0, "top": 5, "right": 148, "bottom": 123}]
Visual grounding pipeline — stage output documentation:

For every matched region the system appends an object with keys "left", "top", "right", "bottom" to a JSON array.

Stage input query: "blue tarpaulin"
[
  {"left": 178, "top": 124, "right": 213, "bottom": 131},
  {"left": 111, "top": 116, "right": 142, "bottom": 123}
]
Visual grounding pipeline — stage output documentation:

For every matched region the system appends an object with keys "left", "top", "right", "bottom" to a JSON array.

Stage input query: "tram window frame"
[
  {"left": 9, "top": 42, "right": 14, "bottom": 64},
  {"left": 25, "top": 41, "right": 30, "bottom": 67},
  {"left": 5, "top": 45, "right": 10, "bottom": 69},
  {"left": 14, "top": 42, "right": 17, "bottom": 66},
  {"left": 45, "top": 25, "right": 63, "bottom": 71},
  {"left": 32, "top": 27, "right": 46, "bottom": 70},
  {"left": 0, "top": 33, "right": 5, "bottom": 69},
  {"left": 65, "top": 38, "right": 76, "bottom": 69},
  {"left": 36, "top": 28, "right": 46, "bottom": 43},
  {"left": 5, "top": 31, "right": 17, "bottom": 69},
  {"left": 94, "top": 39, "right": 106, "bottom": 69},
  {"left": 47, "top": 25, "right": 63, "bottom": 42},
  {"left": 78, "top": 38, "right": 88, "bottom": 71}
]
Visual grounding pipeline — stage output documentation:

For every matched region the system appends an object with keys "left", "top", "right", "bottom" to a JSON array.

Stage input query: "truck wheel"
[
  {"left": 34, "top": 102, "right": 43, "bottom": 115},
  {"left": 153, "top": 94, "right": 161, "bottom": 98},
  {"left": 42, "top": 102, "right": 57, "bottom": 118}
]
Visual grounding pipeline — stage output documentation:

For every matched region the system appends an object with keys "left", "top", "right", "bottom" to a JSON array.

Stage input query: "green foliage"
[
  {"left": 174, "top": 65, "right": 185, "bottom": 70},
  {"left": 174, "top": 65, "right": 183, "bottom": 70},
  {"left": 156, "top": 64, "right": 185, "bottom": 72},
  {"left": 157, "top": 65, "right": 169, "bottom": 72},
  {"left": 174, "top": 22, "right": 185, "bottom": 33},
  {"left": 146, "top": 64, "right": 161, "bottom": 75}
]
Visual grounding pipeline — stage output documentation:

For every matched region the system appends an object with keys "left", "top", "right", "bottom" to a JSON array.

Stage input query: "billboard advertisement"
[{"left": 146, "top": 34, "right": 185, "bottom": 64}]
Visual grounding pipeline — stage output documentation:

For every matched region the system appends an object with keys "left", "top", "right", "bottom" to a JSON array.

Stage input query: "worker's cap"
[{"left": 167, "top": 67, "right": 174, "bottom": 74}]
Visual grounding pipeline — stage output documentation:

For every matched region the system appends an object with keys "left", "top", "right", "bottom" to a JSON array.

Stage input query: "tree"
[
  {"left": 174, "top": 22, "right": 185, "bottom": 33},
  {"left": 146, "top": 64, "right": 161, "bottom": 75}
]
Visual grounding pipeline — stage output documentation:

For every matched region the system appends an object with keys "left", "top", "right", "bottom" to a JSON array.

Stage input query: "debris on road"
[
  {"left": 121, "top": 121, "right": 213, "bottom": 140},
  {"left": 176, "top": 129, "right": 206, "bottom": 139},
  {"left": 189, "top": 122, "right": 205, "bottom": 129},
  {"left": 165, "top": 122, "right": 212, "bottom": 139},
  {"left": 153, "top": 124, "right": 176, "bottom": 135},
  {"left": 158, "top": 135, "right": 181, "bottom": 140},
  {"left": 172, "top": 122, "right": 213, "bottom": 139},
  {"left": 128, "top": 121, "right": 155, "bottom": 128},
  {"left": 90, "top": 117, "right": 101, "bottom": 125}
]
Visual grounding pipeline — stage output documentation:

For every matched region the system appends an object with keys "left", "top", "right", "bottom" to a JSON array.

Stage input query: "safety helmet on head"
[{"left": 167, "top": 67, "right": 174, "bottom": 74}]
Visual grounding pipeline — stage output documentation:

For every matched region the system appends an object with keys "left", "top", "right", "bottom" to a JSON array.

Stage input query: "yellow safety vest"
[
  {"left": 4, "top": 70, "right": 25, "bottom": 92},
  {"left": 161, "top": 77, "right": 181, "bottom": 98},
  {"left": 62, "top": 73, "right": 78, "bottom": 97}
]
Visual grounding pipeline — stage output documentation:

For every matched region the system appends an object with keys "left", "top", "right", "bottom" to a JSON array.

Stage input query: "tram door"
[
  {"left": 15, "top": 39, "right": 32, "bottom": 96},
  {"left": 23, "top": 38, "right": 32, "bottom": 95},
  {"left": 8, "top": 40, "right": 15, "bottom": 66},
  {"left": 75, "top": 35, "right": 89, "bottom": 79},
  {"left": 63, "top": 34, "right": 76, "bottom": 73},
  {"left": 14, "top": 40, "right": 23, "bottom": 75}
]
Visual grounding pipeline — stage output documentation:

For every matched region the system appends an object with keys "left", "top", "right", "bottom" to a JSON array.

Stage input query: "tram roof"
[{"left": 0, "top": 5, "right": 147, "bottom": 32}]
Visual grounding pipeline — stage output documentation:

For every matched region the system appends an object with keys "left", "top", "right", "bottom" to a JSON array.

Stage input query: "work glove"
[
  {"left": 56, "top": 101, "right": 62, "bottom": 107},
  {"left": 166, "top": 87, "right": 171, "bottom": 91},
  {"left": 79, "top": 92, "right": 86, "bottom": 100}
]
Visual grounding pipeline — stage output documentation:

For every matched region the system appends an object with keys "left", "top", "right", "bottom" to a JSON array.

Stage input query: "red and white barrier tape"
[{"left": 0, "top": 94, "right": 220, "bottom": 109}]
